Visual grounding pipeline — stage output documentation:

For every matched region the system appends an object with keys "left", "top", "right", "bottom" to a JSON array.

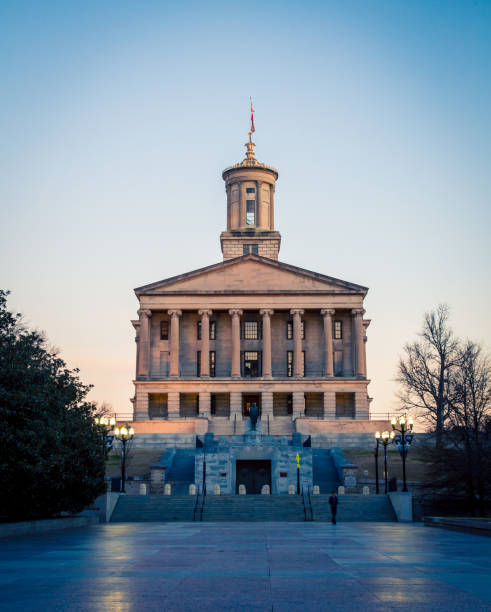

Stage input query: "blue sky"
[{"left": 1, "top": 0, "right": 490, "bottom": 416}]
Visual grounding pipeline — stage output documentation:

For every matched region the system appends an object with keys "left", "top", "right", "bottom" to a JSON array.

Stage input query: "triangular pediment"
[{"left": 135, "top": 255, "right": 367, "bottom": 295}]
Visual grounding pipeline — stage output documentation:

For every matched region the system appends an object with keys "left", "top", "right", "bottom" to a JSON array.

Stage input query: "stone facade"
[{"left": 131, "top": 138, "right": 373, "bottom": 437}]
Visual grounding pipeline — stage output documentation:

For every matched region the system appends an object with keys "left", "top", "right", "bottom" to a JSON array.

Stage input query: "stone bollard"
[
  {"left": 288, "top": 485, "right": 296, "bottom": 495},
  {"left": 139, "top": 483, "right": 147, "bottom": 496},
  {"left": 261, "top": 485, "right": 270, "bottom": 495},
  {"left": 362, "top": 486, "right": 370, "bottom": 495},
  {"left": 164, "top": 483, "right": 172, "bottom": 495},
  {"left": 189, "top": 484, "right": 196, "bottom": 495},
  {"left": 238, "top": 484, "right": 246, "bottom": 495},
  {"left": 338, "top": 486, "right": 345, "bottom": 495},
  {"left": 313, "top": 485, "right": 320, "bottom": 495},
  {"left": 213, "top": 484, "right": 221, "bottom": 495}
]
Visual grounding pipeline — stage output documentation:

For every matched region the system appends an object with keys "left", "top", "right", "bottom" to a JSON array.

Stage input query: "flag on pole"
[{"left": 250, "top": 97, "right": 255, "bottom": 133}]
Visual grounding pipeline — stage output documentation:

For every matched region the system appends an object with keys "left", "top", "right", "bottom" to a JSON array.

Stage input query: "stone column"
[
  {"left": 226, "top": 184, "right": 232, "bottom": 231},
  {"left": 198, "top": 309, "right": 212, "bottom": 377},
  {"left": 355, "top": 390, "right": 369, "bottom": 420},
  {"left": 167, "top": 391, "right": 180, "bottom": 419},
  {"left": 261, "top": 391, "right": 273, "bottom": 422},
  {"left": 290, "top": 309, "right": 304, "bottom": 377},
  {"left": 134, "top": 321, "right": 141, "bottom": 379},
  {"left": 199, "top": 391, "right": 211, "bottom": 419},
  {"left": 256, "top": 180, "right": 263, "bottom": 228},
  {"left": 351, "top": 309, "right": 366, "bottom": 377},
  {"left": 292, "top": 391, "right": 305, "bottom": 419},
  {"left": 168, "top": 309, "right": 182, "bottom": 377},
  {"left": 324, "top": 390, "right": 336, "bottom": 420},
  {"left": 137, "top": 309, "right": 151, "bottom": 378},
  {"left": 238, "top": 182, "right": 245, "bottom": 228},
  {"left": 229, "top": 309, "right": 243, "bottom": 378},
  {"left": 230, "top": 391, "right": 242, "bottom": 422},
  {"left": 321, "top": 309, "right": 335, "bottom": 377},
  {"left": 260, "top": 309, "right": 273, "bottom": 378},
  {"left": 270, "top": 184, "right": 275, "bottom": 229}
]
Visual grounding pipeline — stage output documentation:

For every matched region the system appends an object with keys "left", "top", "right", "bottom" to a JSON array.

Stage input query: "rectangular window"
[
  {"left": 301, "top": 350, "right": 305, "bottom": 377},
  {"left": 246, "top": 187, "right": 256, "bottom": 194},
  {"left": 209, "top": 351, "right": 216, "bottom": 377},
  {"left": 242, "top": 351, "right": 261, "bottom": 377},
  {"left": 196, "top": 351, "right": 201, "bottom": 377},
  {"left": 246, "top": 200, "right": 255, "bottom": 225},
  {"left": 149, "top": 393, "right": 168, "bottom": 419},
  {"left": 243, "top": 244, "right": 258, "bottom": 255},
  {"left": 243, "top": 321, "right": 259, "bottom": 339},
  {"left": 160, "top": 320, "right": 169, "bottom": 340},
  {"left": 334, "top": 320, "right": 343, "bottom": 340},
  {"left": 335, "top": 392, "right": 355, "bottom": 418},
  {"left": 287, "top": 321, "right": 305, "bottom": 339},
  {"left": 197, "top": 321, "right": 201, "bottom": 340},
  {"left": 287, "top": 351, "right": 293, "bottom": 377}
]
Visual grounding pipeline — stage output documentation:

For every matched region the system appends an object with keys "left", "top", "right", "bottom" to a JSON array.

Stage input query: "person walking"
[{"left": 328, "top": 490, "right": 338, "bottom": 524}]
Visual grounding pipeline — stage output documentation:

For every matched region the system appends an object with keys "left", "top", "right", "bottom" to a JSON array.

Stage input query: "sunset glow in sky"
[{"left": 1, "top": 1, "right": 490, "bottom": 416}]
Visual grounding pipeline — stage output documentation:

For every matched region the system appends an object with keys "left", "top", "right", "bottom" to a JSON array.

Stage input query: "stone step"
[
  {"left": 311, "top": 495, "right": 396, "bottom": 522},
  {"left": 111, "top": 495, "right": 198, "bottom": 522},
  {"left": 110, "top": 494, "right": 397, "bottom": 523}
]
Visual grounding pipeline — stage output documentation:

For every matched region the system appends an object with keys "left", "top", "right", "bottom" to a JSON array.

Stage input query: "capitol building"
[{"left": 127, "top": 126, "right": 386, "bottom": 495}]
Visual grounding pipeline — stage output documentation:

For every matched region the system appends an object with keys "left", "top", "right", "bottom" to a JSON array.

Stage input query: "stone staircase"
[
  {"left": 312, "top": 449, "right": 340, "bottom": 494},
  {"left": 311, "top": 494, "right": 396, "bottom": 522},
  {"left": 111, "top": 495, "right": 197, "bottom": 522},
  {"left": 202, "top": 495, "right": 305, "bottom": 521},
  {"left": 165, "top": 449, "right": 195, "bottom": 494}
]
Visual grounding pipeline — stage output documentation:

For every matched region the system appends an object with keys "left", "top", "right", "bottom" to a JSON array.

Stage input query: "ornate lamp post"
[
  {"left": 380, "top": 430, "right": 395, "bottom": 494},
  {"left": 374, "top": 432, "right": 381, "bottom": 494},
  {"left": 391, "top": 415, "right": 414, "bottom": 492},
  {"left": 113, "top": 424, "right": 135, "bottom": 493},
  {"left": 94, "top": 415, "right": 116, "bottom": 457}
]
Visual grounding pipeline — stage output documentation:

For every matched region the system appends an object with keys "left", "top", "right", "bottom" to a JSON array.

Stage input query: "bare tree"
[
  {"left": 445, "top": 342, "right": 491, "bottom": 514},
  {"left": 396, "top": 304, "right": 460, "bottom": 447}
]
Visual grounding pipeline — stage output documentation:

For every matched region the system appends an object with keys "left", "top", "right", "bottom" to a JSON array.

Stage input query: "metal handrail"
[
  {"left": 301, "top": 485, "right": 307, "bottom": 521},
  {"left": 199, "top": 484, "right": 206, "bottom": 521},
  {"left": 307, "top": 486, "right": 314, "bottom": 521},
  {"left": 193, "top": 490, "right": 200, "bottom": 521},
  {"left": 302, "top": 485, "right": 313, "bottom": 521}
]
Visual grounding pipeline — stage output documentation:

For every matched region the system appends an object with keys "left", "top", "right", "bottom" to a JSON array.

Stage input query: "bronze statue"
[{"left": 249, "top": 402, "right": 259, "bottom": 431}]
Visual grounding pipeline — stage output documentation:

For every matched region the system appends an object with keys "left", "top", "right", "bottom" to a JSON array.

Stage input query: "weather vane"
[{"left": 249, "top": 97, "right": 255, "bottom": 142}]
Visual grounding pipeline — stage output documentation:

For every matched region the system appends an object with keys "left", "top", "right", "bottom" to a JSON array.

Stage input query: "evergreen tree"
[{"left": 0, "top": 290, "right": 105, "bottom": 520}]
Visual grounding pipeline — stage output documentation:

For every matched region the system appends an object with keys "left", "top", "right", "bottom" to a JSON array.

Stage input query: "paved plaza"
[{"left": 0, "top": 522, "right": 490, "bottom": 611}]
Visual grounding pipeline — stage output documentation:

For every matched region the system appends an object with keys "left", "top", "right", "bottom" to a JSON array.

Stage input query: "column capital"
[
  {"left": 168, "top": 309, "right": 182, "bottom": 318},
  {"left": 198, "top": 309, "right": 213, "bottom": 317},
  {"left": 137, "top": 308, "right": 151, "bottom": 319},
  {"left": 290, "top": 308, "right": 304, "bottom": 316},
  {"left": 228, "top": 308, "right": 243, "bottom": 317},
  {"left": 259, "top": 309, "right": 274, "bottom": 317},
  {"left": 320, "top": 308, "right": 336, "bottom": 317},
  {"left": 351, "top": 308, "right": 365, "bottom": 316}
]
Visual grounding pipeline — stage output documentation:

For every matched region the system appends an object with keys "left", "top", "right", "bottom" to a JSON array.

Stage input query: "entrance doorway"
[
  {"left": 236, "top": 460, "right": 271, "bottom": 494},
  {"left": 242, "top": 394, "right": 261, "bottom": 418}
]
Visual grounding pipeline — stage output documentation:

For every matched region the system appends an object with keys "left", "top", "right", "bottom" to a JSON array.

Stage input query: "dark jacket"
[{"left": 328, "top": 495, "right": 338, "bottom": 508}]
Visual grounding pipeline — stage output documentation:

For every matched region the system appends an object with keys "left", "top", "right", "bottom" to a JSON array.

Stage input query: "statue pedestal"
[{"left": 244, "top": 418, "right": 263, "bottom": 434}]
